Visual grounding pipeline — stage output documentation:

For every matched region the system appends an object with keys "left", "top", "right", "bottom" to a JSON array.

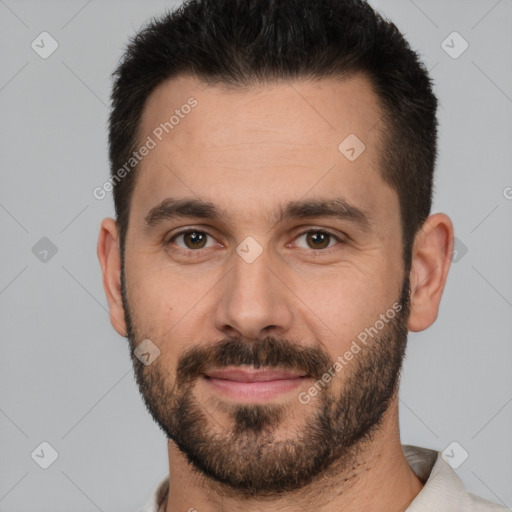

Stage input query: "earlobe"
[
  {"left": 407, "top": 213, "right": 454, "bottom": 332},
  {"left": 97, "top": 218, "right": 128, "bottom": 337}
]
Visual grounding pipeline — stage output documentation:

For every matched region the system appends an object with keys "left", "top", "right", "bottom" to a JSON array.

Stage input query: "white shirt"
[{"left": 138, "top": 444, "right": 511, "bottom": 512}]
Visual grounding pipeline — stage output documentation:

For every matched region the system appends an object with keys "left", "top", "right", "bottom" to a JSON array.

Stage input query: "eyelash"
[{"left": 165, "top": 228, "right": 346, "bottom": 257}]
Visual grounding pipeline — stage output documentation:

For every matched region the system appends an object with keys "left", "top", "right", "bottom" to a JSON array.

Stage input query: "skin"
[{"left": 98, "top": 74, "right": 454, "bottom": 512}]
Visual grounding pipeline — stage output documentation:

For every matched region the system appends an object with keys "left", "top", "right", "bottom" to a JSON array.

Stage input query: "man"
[{"left": 97, "top": 0, "right": 509, "bottom": 511}]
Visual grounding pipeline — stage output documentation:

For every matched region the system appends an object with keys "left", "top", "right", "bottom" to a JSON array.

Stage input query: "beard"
[{"left": 121, "top": 267, "right": 411, "bottom": 498}]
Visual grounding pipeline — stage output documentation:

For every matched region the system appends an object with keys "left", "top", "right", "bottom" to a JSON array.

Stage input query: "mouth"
[{"left": 202, "top": 367, "right": 310, "bottom": 402}]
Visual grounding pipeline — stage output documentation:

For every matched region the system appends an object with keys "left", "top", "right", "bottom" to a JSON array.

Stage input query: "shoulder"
[
  {"left": 402, "top": 444, "right": 510, "bottom": 512},
  {"left": 467, "top": 492, "right": 511, "bottom": 512}
]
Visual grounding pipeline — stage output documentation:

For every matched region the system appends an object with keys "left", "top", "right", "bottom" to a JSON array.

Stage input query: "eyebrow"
[{"left": 144, "top": 196, "right": 372, "bottom": 232}]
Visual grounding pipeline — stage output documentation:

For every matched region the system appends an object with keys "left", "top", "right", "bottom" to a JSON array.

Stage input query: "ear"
[
  {"left": 97, "top": 217, "right": 127, "bottom": 337},
  {"left": 407, "top": 213, "right": 454, "bottom": 332}
]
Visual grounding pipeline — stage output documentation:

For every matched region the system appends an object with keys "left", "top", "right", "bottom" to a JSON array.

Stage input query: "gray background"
[{"left": 1, "top": 0, "right": 511, "bottom": 510}]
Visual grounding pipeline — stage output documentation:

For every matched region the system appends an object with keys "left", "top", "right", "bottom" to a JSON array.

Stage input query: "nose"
[{"left": 213, "top": 246, "right": 294, "bottom": 342}]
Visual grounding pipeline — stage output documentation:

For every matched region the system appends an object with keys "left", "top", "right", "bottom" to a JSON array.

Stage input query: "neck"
[{"left": 164, "top": 398, "right": 424, "bottom": 512}]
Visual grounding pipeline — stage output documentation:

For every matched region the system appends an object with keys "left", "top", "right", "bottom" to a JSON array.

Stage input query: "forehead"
[
  {"left": 140, "top": 74, "right": 383, "bottom": 152},
  {"left": 131, "top": 74, "right": 397, "bottom": 230}
]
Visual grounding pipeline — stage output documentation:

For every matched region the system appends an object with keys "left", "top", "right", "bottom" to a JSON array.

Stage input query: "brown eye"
[
  {"left": 294, "top": 230, "right": 343, "bottom": 251},
  {"left": 305, "top": 231, "right": 331, "bottom": 249},
  {"left": 169, "top": 230, "right": 212, "bottom": 250},
  {"left": 183, "top": 231, "right": 207, "bottom": 249}
]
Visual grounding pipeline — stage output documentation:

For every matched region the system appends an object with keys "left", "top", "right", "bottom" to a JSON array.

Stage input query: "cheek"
[
  {"left": 125, "top": 257, "right": 216, "bottom": 355},
  {"left": 293, "top": 260, "right": 401, "bottom": 351},
  {"left": 124, "top": 258, "right": 177, "bottom": 336}
]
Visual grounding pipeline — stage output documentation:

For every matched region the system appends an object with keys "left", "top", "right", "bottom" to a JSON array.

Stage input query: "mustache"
[{"left": 175, "top": 337, "right": 333, "bottom": 387}]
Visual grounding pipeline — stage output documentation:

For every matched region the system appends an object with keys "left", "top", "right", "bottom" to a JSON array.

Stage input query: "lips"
[
  {"left": 205, "top": 367, "right": 308, "bottom": 382},
  {"left": 202, "top": 367, "right": 310, "bottom": 401}
]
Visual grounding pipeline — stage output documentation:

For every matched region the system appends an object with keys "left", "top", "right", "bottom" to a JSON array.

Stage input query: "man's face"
[{"left": 121, "top": 75, "right": 409, "bottom": 495}]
